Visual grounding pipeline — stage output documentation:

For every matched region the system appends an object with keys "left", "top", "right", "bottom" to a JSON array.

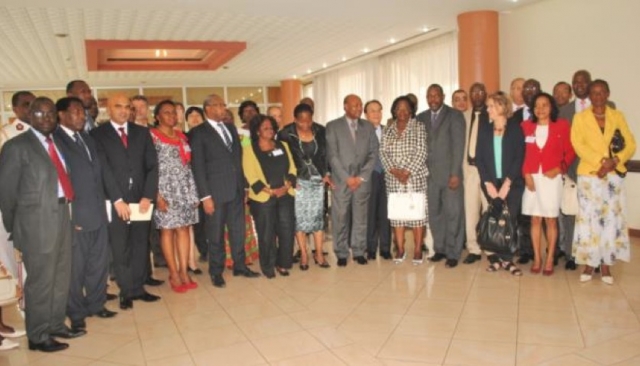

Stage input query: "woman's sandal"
[
  {"left": 486, "top": 262, "right": 501, "bottom": 272},
  {"left": 502, "top": 262, "right": 523, "bottom": 276}
]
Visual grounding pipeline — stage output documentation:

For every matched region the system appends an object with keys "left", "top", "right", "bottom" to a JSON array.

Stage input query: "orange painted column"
[
  {"left": 457, "top": 11, "right": 500, "bottom": 94},
  {"left": 280, "top": 79, "right": 302, "bottom": 127}
]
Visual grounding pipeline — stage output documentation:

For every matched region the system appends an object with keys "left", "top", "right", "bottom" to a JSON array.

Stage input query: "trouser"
[
  {"left": 23, "top": 202, "right": 72, "bottom": 343},
  {"left": 193, "top": 204, "right": 207, "bottom": 258},
  {"left": 558, "top": 213, "right": 575, "bottom": 259},
  {"left": 108, "top": 218, "right": 150, "bottom": 299},
  {"left": 463, "top": 164, "right": 488, "bottom": 255},
  {"left": 204, "top": 194, "right": 246, "bottom": 276},
  {"left": 428, "top": 180, "right": 465, "bottom": 260},
  {"left": 367, "top": 171, "right": 391, "bottom": 255},
  {"left": 249, "top": 195, "right": 295, "bottom": 273},
  {"left": 518, "top": 214, "right": 533, "bottom": 257},
  {"left": 67, "top": 225, "right": 109, "bottom": 322},
  {"left": 331, "top": 183, "right": 370, "bottom": 259}
]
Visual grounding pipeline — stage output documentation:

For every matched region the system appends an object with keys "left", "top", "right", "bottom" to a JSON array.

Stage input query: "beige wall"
[{"left": 500, "top": 0, "right": 640, "bottom": 229}]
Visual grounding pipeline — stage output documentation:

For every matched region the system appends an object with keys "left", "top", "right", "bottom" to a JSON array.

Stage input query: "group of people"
[{"left": 0, "top": 68, "right": 636, "bottom": 354}]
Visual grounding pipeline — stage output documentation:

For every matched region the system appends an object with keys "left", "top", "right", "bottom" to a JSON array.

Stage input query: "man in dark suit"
[
  {"left": 90, "top": 93, "right": 160, "bottom": 310},
  {"left": 190, "top": 94, "right": 260, "bottom": 288},
  {"left": 510, "top": 78, "right": 540, "bottom": 265},
  {"left": 416, "top": 84, "right": 465, "bottom": 268},
  {"left": 0, "top": 97, "right": 81, "bottom": 352},
  {"left": 54, "top": 97, "right": 117, "bottom": 331},
  {"left": 326, "top": 94, "right": 378, "bottom": 266}
]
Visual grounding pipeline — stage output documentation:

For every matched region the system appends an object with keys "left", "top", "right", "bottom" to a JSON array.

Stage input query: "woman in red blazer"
[{"left": 521, "top": 93, "right": 575, "bottom": 275}]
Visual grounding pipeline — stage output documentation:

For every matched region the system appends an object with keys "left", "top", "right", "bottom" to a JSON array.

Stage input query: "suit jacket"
[
  {"left": 416, "top": 104, "right": 465, "bottom": 186},
  {"left": 54, "top": 127, "right": 108, "bottom": 231},
  {"left": 190, "top": 121, "right": 244, "bottom": 203},
  {"left": 0, "top": 130, "right": 70, "bottom": 252},
  {"left": 90, "top": 122, "right": 158, "bottom": 204},
  {"left": 521, "top": 119, "right": 575, "bottom": 175},
  {"left": 476, "top": 118, "right": 525, "bottom": 200},
  {"left": 243, "top": 141, "right": 297, "bottom": 202},
  {"left": 325, "top": 116, "right": 378, "bottom": 187},
  {"left": 278, "top": 122, "right": 329, "bottom": 180}
]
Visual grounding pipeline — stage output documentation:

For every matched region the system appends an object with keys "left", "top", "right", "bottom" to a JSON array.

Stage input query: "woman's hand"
[
  {"left": 543, "top": 167, "right": 561, "bottom": 179},
  {"left": 157, "top": 195, "right": 168, "bottom": 212},
  {"left": 485, "top": 182, "right": 499, "bottom": 199},
  {"left": 323, "top": 175, "right": 336, "bottom": 190},
  {"left": 524, "top": 174, "right": 535, "bottom": 192},
  {"left": 498, "top": 182, "right": 510, "bottom": 200}
]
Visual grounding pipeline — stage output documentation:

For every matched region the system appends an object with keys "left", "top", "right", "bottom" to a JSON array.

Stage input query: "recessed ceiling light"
[
  {"left": 249, "top": 93, "right": 254, "bottom": 97},
  {"left": 293, "top": 74, "right": 297, "bottom": 79},
  {"left": 363, "top": 47, "right": 369, "bottom": 53},
  {"left": 341, "top": 56, "right": 347, "bottom": 62},
  {"left": 257, "top": 88, "right": 262, "bottom": 93},
  {"left": 306, "top": 69, "right": 312, "bottom": 74},
  {"left": 422, "top": 26, "right": 430, "bottom": 32},
  {"left": 389, "top": 38, "right": 396, "bottom": 44},
  {"left": 322, "top": 62, "right": 327, "bottom": 68}
]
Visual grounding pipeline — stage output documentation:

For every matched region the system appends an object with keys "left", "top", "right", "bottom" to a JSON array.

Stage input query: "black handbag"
[
  {"left": 610, "top": 128, "right": 627, "bottom": 177},
  {"left": 476, "top": 201, "right": 519, "bottom": 255}
]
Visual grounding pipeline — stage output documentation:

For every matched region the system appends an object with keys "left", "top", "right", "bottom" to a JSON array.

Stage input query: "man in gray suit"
[
  {"left": 0, "top": 97, "right": 81, "bottom": 352},
  {"left": 326, "top": 94, "right": 378, "bottom": 266},
  {"left": 417, "top": 84, "right": 466, "bottom": 268}
]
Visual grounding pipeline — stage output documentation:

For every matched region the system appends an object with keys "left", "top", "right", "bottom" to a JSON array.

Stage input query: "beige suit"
[{"left": 463, "top": 108, "right": 488, "bottom": 255}]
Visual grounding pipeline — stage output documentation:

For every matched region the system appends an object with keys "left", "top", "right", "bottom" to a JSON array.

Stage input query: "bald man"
[
  {"left": 90, "top": 94, "right": 159, "bottom": 310},
  {"left": 510, "top": 77, "right": 525, "bottom": 111}
]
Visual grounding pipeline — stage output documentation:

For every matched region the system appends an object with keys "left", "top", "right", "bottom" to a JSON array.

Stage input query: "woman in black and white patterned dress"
[
  {"left": 380, "top": 96, "right": 428, "bottom": 264},
  {"left": 151, "top": 100, "right": 199, "bottom": 293}
]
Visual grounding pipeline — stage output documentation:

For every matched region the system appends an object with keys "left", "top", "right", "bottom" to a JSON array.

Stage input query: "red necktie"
[
  {"left": 118, "top": 127, "right": 128, "bottom": 148},
  {"left": 46, "top": 137, "right": 74, "bottom": 201}
]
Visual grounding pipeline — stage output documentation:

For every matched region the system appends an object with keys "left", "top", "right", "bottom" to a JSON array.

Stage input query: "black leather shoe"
[
  {"left": 463, "top": 253, "right": 481, "bottom": 264},
  {"left": 380, "top": 251, "right": 392, "bottom": 260},
  {"left": 188, "top": 267, "right": 203, "bottom": 275},
  {"left": 119, "top": 296, "right": 133, "bottom": 310},
  {"left": 367, "top": 252, "right": 376, "bottom": 260},
  {"left": 445, "top": 259, "right": 459, "bottom": 268},
  {"left": 134, "top": 292, "right": 161, "bottom": 302},
  {"left": 71, "top": 319, "right": 86, "bottom": 330},
  {"left": 565, "top": 259, "right": 577, "bottom": 271},
  {"left": 28, "top": 338, "right": 69, "bottom": 352},
  {"left": 233, "top": 268, "right": 260, "bottom": 278},
  {"left": 337, "top": 258, "right": 347, "bottom": 267},
  {"left": 145, "top": 277, "right": 165, "bottom": 286},
  {"left": 51, "top": 326, "right": 87, "bottom": 339},
  {"left": 212, "top": 274, "right": 226, "bottom": 288},
  {"left": 430, "top": 253, "right": 446, "bottom": 262},
  {"left": 517, "top": 254, "right": 531, "bottom": 264},
  {"left": 354, "top": 256, "right": 368, "bottom": 265},
  {"left": 93, "top": 308, "right": 117, "bottom": 318},
  {"left": 276, "top": 268, "right": 290, "bottom": 276},
  {"left": 106, "top": 293, "right": 117, "bottom": 301}
]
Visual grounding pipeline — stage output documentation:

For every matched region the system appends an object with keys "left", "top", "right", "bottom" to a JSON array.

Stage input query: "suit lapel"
[
  {"left": 26, "top": 130, "right": 54, "bottom": 169},
  {"left": 203, "top": 122, "right": 231, "bottom": 153}
]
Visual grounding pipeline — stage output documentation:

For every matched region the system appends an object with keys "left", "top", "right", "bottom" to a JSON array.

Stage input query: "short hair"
[
  {"left": 293, "top": 103, "right": 313, "bottom": 118},
  {"left": 11, "top": 90, "right": 35, "bottom": 107},
  {"left": 390, "top": 96, "right": 417, "bottom": 120},
  {"left": 427, "top": 84, "right": 444, "bottom": 95},
  {"left": 531, "top": 93, "right": 559, "bottom": 123},
  {"left": 185, "top": 106, "right": 205, "bottom": 121},
  {"left": 573, "top": 69, "right": 592, "bottom": 82},
  {"left": 364, "top": 99, "right": 382, "bottom": 114},
  {"left": 589, "top": 79, "right": 610, "bottom": 93},
  {"left": 510, "top": 77, "right": 525, "bottom": 87},
  {"left": 175, "top": 102, "right": 185, "bottom": 109},
  {"left": 238, "top": 100, "right": 259, "bottom": 118},
  {"left": 202, "top": 94, "right": 223, "bottom": 110},
  {"left": 452, "top": 89, "right": 467, "bottom": 97},
  {"left": 553, "top": 81, "right": 572, "bottom": 94},
  {"left": 55, "top": 96, "right": 84, "bottom": 113},
  {"left": 131, "top": 95, "right": 149, "bottom": 105},
  {"left": 469, "top": 83, "right": 486, "bottom": 94},
  {"left": 249, "top": 114, "right": 278, "bottom": 142},
  {"left": 153, "top": 100, "right": 176, "bottom": 125},
  {"left": 486, "top": 91, "right": 513, "bottom": 119},
  {"left": 343, "top": 94, "right": 359, "bottom": 105},
  {"left": 65, "top": 80, "right": 85, "bottom": 94},
  {"left": 29, "top": 96, "right": 55, "bottom": 114},
  {"left": 267, "top": 106, "right": 282, "bottom": 115}
]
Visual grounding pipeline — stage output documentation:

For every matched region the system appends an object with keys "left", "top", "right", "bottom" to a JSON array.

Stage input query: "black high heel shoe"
[
  {"left": 299, "top": 263, "right": 309, "bottom": 271},
  {"left": 313, "top": 256, "right": 331, "bottom": 268}
]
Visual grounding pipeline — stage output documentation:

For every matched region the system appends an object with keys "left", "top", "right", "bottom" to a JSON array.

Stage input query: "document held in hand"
[{"left": 128, "top": 203, "right": 154, "bottom": 221}]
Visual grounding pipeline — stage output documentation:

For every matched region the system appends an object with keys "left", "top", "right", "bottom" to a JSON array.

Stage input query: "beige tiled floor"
[{"left": 2, "top": 238, "right": 640, "bottom": 365}]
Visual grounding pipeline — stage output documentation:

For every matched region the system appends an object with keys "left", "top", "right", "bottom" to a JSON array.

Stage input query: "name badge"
[
  {"left": 525, "top": 136, "right": 536, "bottom": 143},
  {"left": 272, "top": 148, "right": 284, "bottom": 156},
  {"left": 183, "top": 144, "right": 191, "bottom": 153}
]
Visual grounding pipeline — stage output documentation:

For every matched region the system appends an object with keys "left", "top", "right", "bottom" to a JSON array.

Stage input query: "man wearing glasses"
[{"left": 0, "top": 97, "right": 79, "bottom": 352}]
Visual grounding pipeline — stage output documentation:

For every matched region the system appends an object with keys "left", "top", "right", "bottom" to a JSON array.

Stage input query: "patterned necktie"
[
  {"left": 46, "top": 137, "right": 74, "bottom": 201},
  {"left": 74, "top": 132, "right": 91, "bottom": 160},
  {"left": 219, "top": 123, "right": 232, "bottom": 151},
  {"left": 118, "top": 127, "right": 128, "bottom": 148}
]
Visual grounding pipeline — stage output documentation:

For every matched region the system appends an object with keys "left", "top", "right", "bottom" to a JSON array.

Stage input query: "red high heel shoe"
[
  {"left": 184, "top": 280, "right": 198, "bottom": 290},
  {"left": 542, "top": 268, "right": 554, "bottom": 276},
  {"left": 170, "top": 279, "right": 188, "bottom": 293}
]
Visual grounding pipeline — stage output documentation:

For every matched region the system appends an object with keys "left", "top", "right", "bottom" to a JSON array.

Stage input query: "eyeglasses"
[{"left": 32, "top": 111, "right": 56, "bottom": 119}]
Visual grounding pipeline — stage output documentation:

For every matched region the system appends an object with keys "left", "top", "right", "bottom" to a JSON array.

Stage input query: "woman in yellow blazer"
[
  {"left": 243, "top": 114, "right": 297, "bottom": 278},
  {"left": 571, "top": 79, "right": 636, "bottom": 285}
]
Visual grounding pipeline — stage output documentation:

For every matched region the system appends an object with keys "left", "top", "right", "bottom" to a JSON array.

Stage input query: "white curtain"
[{"left": 313, "top": 32, "right": 458, "bottom": 124}]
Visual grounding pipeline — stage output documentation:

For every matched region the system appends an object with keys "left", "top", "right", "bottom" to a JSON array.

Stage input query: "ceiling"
[{"left": 0, "top": 0, "right": 539, "bottom": 89}]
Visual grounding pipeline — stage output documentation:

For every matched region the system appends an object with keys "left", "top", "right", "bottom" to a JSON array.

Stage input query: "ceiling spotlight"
[
  {"left": 235, "top": 99, "right": 239, "bottom": 103},
  {"left": 341, "top": 56, "right": 347, "bottom": 62},
  {"left": 389, "top": 38, "right": 396, "bottom": 44},
  {"left": 422, "top": 26, "right": 430, "bottom": 32},
  {"left": 257, "top": 88, "right": 262, "bottom": 93},
  {"left": 306, "top": 69, "right": 312, "bottom": 74},
  {"left": 293, "top": 74, "right": 297, "bottom": 79},
  {"left": 322, "top": 62, "right": 327, "bottom": 68},
  {"left": 155, "top": 49, "right": 160, "bottom": 57},
  {"left": 363, "top": 48, "right": 369, "bottom": 53}
]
